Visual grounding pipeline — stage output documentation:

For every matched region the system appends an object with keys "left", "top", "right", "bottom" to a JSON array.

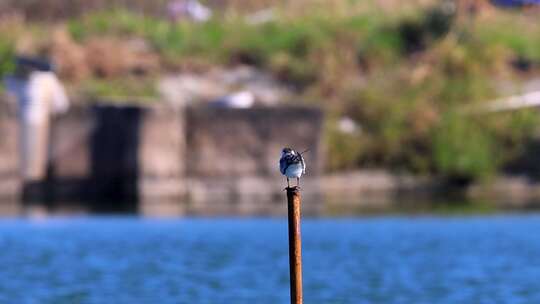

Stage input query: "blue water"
[{"left": 0, "top": 216, "right": 539, "bottom": 304}]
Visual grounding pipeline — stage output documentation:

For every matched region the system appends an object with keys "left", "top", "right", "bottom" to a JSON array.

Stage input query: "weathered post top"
[{"left": 286, "top": 186, "right": 303, "bottom": 304}]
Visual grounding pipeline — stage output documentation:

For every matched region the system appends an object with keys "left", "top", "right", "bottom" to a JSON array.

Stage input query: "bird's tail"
[{"left": 299, "top": 148, "right": 310, "bottom": 155}]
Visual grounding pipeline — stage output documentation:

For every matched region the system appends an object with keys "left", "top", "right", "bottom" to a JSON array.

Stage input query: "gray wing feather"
[
  {"left": 280, "top": 153, "right": 306, "bottom": 175},
  {"left": 279, "top": 157, "right": 288, "bottom": 175},
  {"left": 299, "top": 154, "right": 306, "bottom": 174}
]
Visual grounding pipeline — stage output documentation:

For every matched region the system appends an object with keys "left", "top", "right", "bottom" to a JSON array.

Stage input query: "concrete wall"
[
  {"left": 47, "top": 104, "right": 185, "bottom": 215},
  {"left": 137, "top": 105, "right": 185, "bottom": 216},
  {"left": 184, "top": 106, "right": 324, "bottom": 215},
  {"left": 0, "top": 101, "right": 19, "bottom": 215},
  {"left": 0, "top": 102, "right": 324, "bottom": 216},
  {"left": 186, "top": 106, "right": 324, "bottom": 177}
]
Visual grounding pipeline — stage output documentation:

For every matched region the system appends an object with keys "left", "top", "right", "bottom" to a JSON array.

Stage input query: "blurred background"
[{"left": 1, "top": 0, "right": 540, "bottom": 303}]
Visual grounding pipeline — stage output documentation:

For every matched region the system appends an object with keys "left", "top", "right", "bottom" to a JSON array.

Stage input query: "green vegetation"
[
  {"left": 81, "top": 77, "right": 158, "bottom": 103},
  {"left": 433, "top": 112, "right": 498, "bottom": 181},
  {"left": 2, "top": 2, "right": 540, "bottom": 182},
  {"left": 324, "top": 196, "right": 499, "bottom": 216},
  {"left": 0, "top": 36, "right": 15, "bottom": 85}
]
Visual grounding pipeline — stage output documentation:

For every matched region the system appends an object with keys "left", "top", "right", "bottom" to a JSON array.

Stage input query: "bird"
[{"left": 279, "top": 147, "right": 306, "bottom": 188}]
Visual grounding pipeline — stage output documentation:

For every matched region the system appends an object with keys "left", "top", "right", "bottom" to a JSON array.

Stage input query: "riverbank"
[
  {"left": 2, "top": 2, "right": 540, "bottom": 181},
  {"left": 2, "top": 101, "right": 540, "bottom": 217},
  {"left": 322, "top": 171, "right": 540, "bottom": 216},
  {"left": 2, "top": 171, "right": 540, "bottom": 217}
]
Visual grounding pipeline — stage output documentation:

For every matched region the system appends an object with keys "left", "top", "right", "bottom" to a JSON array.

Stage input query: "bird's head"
[{"left": 281, "top": 147, "right": 294, "bottom": 157}]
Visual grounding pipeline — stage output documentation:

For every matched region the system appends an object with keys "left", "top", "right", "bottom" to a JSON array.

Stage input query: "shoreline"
[{"left": 2, "top": 171, "right": 540, "bottom": 217}]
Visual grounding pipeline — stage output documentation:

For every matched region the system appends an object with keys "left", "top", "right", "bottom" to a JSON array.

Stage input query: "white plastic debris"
[
  {"left": 338, "top": 117, "right": 360, "bottom": 134},
  {"left": 246, "top": 9, "right": 275, "bottom": 25},
  {"left": 167, "top": 0, "right": 212, "bottom": 23},
  {"left": 211, "top": 91, "right": 255, "bottom": 108}
]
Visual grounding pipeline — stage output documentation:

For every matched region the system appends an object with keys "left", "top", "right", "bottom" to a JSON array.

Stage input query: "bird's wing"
[
  {"left": 280, "top": 154, "right": 300, "bottom": 175},
  {"left": 298, "top": 153, "right": 306, "bottom": 174},
  {"left": 279, "top": 156, "right": 288, "bottom": 175}
]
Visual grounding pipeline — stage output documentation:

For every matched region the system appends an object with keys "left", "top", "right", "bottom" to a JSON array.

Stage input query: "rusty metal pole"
[{"left": 287, "top": 187, "right": 303, "bottom": 304}]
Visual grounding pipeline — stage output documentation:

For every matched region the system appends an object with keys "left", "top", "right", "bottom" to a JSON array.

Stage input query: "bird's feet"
[{"left": 284, "top": 185, "right": 301, "bottom": 191}]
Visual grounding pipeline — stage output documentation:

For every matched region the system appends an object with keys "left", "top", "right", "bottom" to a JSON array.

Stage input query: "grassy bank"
[{"left": 1, "top": 1, "right": 540, "bottom": 182}]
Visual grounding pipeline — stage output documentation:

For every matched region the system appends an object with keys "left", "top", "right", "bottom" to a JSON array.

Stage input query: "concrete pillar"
[
  {"left": 0, "top": 102, "right": 21, "bottom": 215},
  {"left": 138, "top": 105, "right": 186, "bottom": 216}
]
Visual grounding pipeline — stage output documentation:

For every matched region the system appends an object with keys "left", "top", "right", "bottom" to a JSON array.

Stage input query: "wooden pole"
[{"left": 286, "top": 187, "right": 303, "bottom": 304}]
